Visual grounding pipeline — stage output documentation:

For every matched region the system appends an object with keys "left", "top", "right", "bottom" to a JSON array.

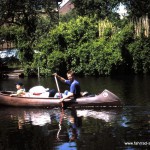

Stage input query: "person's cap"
[{"left": 16, "top": 82, "right": 23, "bottom": 86}]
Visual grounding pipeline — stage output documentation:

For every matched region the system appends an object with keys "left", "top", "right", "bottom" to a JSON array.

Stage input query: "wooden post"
[{"left": 38, "top": 66, "right": 40, "bottom": 78}]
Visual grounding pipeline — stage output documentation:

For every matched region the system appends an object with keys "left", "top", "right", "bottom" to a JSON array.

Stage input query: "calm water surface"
[{"left": 0, "top": 75, "right": 150, "bottom": 150}]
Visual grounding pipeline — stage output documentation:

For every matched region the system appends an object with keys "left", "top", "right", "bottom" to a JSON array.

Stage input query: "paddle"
[
  {"left": 56, "top": 108, "right": 64, "bottom": 141},
  {"left": 54, "top": 75, "right": 64, "bottom": 108}
]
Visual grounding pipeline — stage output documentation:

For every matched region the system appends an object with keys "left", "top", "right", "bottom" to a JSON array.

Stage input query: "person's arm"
[
  {"left": 10, "top": 93, "right": 17, "bottom": 97},
  {"left": 60, "top": 82, "right": 78, "bottom": 102},
  {"left": 53, "top": 73, "right": 65, "bottom": 82},
  {"left": 60, "top": 92, "right": 74, "bottom": 102},
  {"left": 10, "top": 89, "right": 25, "bottom": 97}
]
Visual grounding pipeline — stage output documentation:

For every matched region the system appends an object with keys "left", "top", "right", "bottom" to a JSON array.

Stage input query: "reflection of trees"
[
  {"left": 0, "top": 108, "right": 60, "bottom": 150},
  {"left": 0, "top": 106, "right": 149, "bottom": 149},
  {"left": 55, "top": 108, "right": 122, "bottom": 149},
  {"left": 0, "top": 107, "right": 123, "bottom": 150}
]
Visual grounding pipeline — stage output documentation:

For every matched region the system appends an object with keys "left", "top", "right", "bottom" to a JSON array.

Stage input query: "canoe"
[{"left": 0, "top": 89, "right": 122, "bottom": 108}]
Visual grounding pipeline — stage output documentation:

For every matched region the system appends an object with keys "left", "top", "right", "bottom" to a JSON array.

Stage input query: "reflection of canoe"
[
  {"left": 77, "top": 110, "right": 117, "bottom": 122},
  {"left": 0, "top": 107, "right": 121, "bottom": 129},
  {"left": 0, "top": 89, "right": 122, "bottom": 107},
  {"left": 23, "top": 111, "right": 51, "bottom": 126}
]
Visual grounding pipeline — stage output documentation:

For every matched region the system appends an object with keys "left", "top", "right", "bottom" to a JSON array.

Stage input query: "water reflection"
[
  {"left": 17, "top": 111, "right": 51, "bottom": 129},
  {"left": 0, "top": 107, "right": 122, "bottom": 150},
  {"left": 77, "top": 109, "right": 117, "bottom": 122},
  {"left": 4, "top": 107, "right": 118, "bottom": 137},
  {"left": 0, "top": 106, "right": 149, "bottom": 150},
  {"left": 55, "top": 108, "right": 81, "bottom": 150},
  {"left": 56, "top": 108, "right": 82, "bottom": 141}
]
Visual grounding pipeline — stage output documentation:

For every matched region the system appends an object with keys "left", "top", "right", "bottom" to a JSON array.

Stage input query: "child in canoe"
[{"left": 10, "top": 82, "right": 26, "bottom": 97}]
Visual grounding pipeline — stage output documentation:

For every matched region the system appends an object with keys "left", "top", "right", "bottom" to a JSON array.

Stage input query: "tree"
[
  {"left": 121, "top": 0, "right": 150, "bottom": 18},
  {"left": 0, "top": 0, "right": 61, "bottom": 26},
  {"left": 71, "top": 0, "right": 120, "bottom": 20},
  {"left": 0, "top": 0, "right": 60, "bottom": 63}
]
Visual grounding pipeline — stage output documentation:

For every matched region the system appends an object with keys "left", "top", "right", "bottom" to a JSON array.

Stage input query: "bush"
[{"left": 128, "top": 37, "right": 150, "bottom": 74}]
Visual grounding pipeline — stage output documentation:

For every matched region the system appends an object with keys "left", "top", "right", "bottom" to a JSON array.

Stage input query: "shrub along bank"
[
  {"left": 1, "top": 16, "right": 150, "bottom": 77},
  {"left": 31, "top": 16, "right": 150, "bottom": 76}
]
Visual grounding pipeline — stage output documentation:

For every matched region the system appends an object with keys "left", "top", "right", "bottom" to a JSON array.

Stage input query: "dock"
[{"left": 2, "top": 69, "right": 24, "bottom": 78}]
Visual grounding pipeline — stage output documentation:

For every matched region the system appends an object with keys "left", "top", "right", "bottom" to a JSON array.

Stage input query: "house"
[
  {"left": 59, "top": 0, "right": 74, "bottom": 15},
  {"left": 0, "top": 41, "right": 15, "bottom": 50}
]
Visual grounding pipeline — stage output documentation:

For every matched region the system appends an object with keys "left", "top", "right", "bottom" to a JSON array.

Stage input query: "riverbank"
[
  {"left": 7, "top": 69, "right": 24, "bottom": 78},
  {"left": 0, "top": 68, "right": 24, "bottom": 78}
]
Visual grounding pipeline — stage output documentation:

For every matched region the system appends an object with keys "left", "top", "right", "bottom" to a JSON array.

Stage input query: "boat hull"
[{"left": 0, "top": 89, "right": 122, "bottom": 108}]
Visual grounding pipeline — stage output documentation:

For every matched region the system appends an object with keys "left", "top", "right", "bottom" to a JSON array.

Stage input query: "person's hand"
[
  {"left": 52, "top": 73, "right": 57, "bottom": 77},
  {"left": 60, "top": 98, "right": 64, "bottom": 102}
]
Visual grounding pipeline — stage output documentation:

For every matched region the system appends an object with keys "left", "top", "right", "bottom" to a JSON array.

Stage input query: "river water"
[{"left": 0, "top": 75, "right": 150, "bottom": 150}]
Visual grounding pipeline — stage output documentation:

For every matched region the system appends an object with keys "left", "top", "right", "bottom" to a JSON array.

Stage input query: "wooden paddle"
[
  {"left": 56, "top": 108, "right": 64, "bottom": 141},
  {"left": 54, "top": 75, "right": 64, "bottom": 108}
]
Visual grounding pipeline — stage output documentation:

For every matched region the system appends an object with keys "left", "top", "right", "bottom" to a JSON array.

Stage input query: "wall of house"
[
  {"left": 59, "top": 1, "right": 74, "bottom": 15},
  {"left": 0, "top": 42, "right": 15, "bottom": 50}
]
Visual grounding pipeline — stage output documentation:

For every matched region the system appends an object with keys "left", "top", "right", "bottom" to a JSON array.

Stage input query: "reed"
[
  {"left": 98, "top": 19, "right": 115, "bottom": 37},
  {"left": 133, "top": 15, "right": 149, "bottom": 37}
]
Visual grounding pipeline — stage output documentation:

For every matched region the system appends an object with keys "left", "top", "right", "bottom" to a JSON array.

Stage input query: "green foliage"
[
  {"left": 28, "top": 15, "right": 150, "bottom": 76},
  {"left": 122, "top": 0, "right": 150, "bottom": 18},
  {"left": 0, "top": 25, "right": 23, "bottom": 43},
  {"left": 60, "top": 10, "right": 78, "bottom": 23},
  {"left": 128, "top": 37, "right": 150, "bottom": 73},
  {"left": 61, "top": 19, "right": 123, "bottom": 76},
  {"left": 23, "top": 63, "right": 37, "bottom": 77},
  {"left": 1, "top": 1, "right": 150, "bottom": 77},
  {"left": 47, "top": 50, "right": 66, "bottom": 74},
  {"left": 71, "top": 0, "right": 120, "bottom": 20},
  {"left": 0, "top": 0, "right": 59, "bottom": 66},
  {"left": 65, "top": 38, "right": 122, "bottom": 76},
  {"left": 32, "top": 16, "right": 99, "bottom": 75}
]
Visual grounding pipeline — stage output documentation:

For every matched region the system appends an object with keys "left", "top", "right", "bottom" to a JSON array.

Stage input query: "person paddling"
[{"left": 53, "top": 70, "right": 81, "bottom": 102}]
